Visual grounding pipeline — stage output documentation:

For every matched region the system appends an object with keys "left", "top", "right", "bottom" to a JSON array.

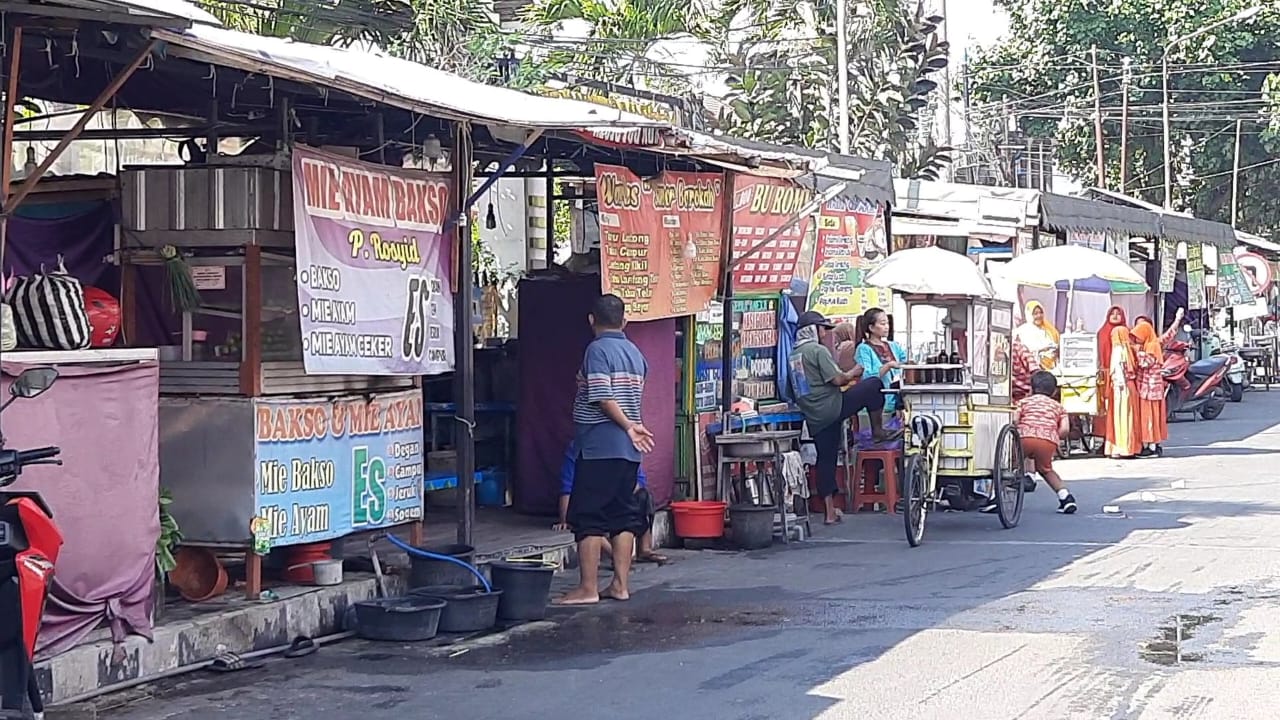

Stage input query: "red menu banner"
[
  {"left": 594, "top": 164, "right": 726, "bottom": 321},
  {"left": 730, "top": 176, "right": 814, "bottom": 293}
]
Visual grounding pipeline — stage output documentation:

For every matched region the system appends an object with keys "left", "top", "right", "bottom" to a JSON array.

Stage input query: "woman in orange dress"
[
  {"left": 1103, "top": 326, "right": 1140, "bottom": 458},
  {"left": 1130, "top": 318, "right": 1168, "bottom": 456}
]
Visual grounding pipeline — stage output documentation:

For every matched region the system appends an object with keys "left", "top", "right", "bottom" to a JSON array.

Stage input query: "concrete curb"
[
  {"left": 36, "top": 575, "right": 399, "bottom": 706},
  {"left": 41, "top": 540, "right": 580, "bottom": 708}
]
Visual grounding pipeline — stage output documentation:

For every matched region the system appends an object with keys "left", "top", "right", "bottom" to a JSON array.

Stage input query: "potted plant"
[{"left": 154, "top": 488, "right": 182, "bottom": 620}]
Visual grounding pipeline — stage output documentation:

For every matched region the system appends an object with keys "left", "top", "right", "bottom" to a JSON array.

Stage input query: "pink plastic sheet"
[{"left": 1, "top": 360, "right": 159, "bottom": 658}]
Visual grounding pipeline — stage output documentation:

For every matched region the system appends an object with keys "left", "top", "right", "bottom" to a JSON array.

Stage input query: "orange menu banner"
[{"left": 594, "top": 164, "right": 726, "bottom": 320}]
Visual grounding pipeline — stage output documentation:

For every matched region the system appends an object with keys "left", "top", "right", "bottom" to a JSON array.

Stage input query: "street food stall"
[
  {"left": 865, "top": 247, "right": 1025, "bottom": 546},
  {"left": 125, "top": 147, "right": 444, "bottom": 597}
]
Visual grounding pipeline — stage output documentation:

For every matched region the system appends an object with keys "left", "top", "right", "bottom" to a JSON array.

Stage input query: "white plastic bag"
[{"left": 0, "top": 303, "right": 15, "bottom": 351}]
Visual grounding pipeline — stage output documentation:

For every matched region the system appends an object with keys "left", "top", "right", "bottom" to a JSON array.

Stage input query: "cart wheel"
[
  {"left": 903, "top": 453, "right": 929, "bottom": 547},
  {"left": 993, "top": 425, "right": 1025, "bottom": 530}
]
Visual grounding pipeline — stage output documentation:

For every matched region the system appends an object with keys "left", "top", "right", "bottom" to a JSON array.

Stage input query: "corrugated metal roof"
[
  {"left": 1082, "top": 186, "right": 1236, "bottom": 249},
  {"left": 151, "top": 25, "right": 664, "bottom": 131},
  {"left": 1039, "top": 191, "right": 1162, "bottom": 238},
  {"left": 893, "top": 179, "right": 1040, "bottom": 231}
]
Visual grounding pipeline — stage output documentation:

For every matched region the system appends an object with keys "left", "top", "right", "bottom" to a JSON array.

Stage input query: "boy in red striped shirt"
[{"left": 1016, "top": 371, "right": 1078, "bottom": 514}]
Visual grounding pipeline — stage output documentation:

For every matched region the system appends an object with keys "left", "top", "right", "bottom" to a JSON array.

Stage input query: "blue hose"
[{"left": 384, "top": 533, "right": 492, "bottom": 592}]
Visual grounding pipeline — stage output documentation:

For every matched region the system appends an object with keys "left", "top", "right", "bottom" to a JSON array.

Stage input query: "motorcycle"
[
  {"left": 1208, "top": 332, "right": 1248, "bottom": 403},
  {"left": 1162, "top": 328, "right": 1232, "bottom": 421},
  {"left": 0, "top": 367, "right": 63, "bottom": 720}
]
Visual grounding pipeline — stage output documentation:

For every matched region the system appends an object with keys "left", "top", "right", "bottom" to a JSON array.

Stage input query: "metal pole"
[
  {"left": 1231, "top": 118, "right": 1243, "bottom": 227},
  {"left": 836, "top": 0, "right": 850, "bottom": 154},
  {"left": 941, "top": 0, "right": 951, "bottom": 173},
  {"left": 1161, "top": 52, "right": 1173, "bottom": 208},
  {"left": 1090, "top": 45, "right": 1105, "bottom": 189},
  {"left": 452, "top": 121, "right": 476, "bottom": 547},
  {"left": 1120, "top": 58, "right": 1130, "bottom": 191}
]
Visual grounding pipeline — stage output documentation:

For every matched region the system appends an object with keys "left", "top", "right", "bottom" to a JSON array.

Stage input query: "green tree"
[
  {"left": 519, "top": 0, "right": 713, "bottom": 95},
  {"left": 198, "top": 0, "right": 514, "bottom": 82},
  {"left": 969, "top": 0, "right": 1280, "bottom": 235},
  {"left": 521, "top": 0, "right": 951, "bottom": 176}
]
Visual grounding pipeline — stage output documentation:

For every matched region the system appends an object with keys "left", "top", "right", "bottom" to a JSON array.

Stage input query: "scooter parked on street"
[
  {"left": 1208, "top": 331, "right": 1248, "bottom": 402},
  {"left": 0, "top": 367, "right": 63, "bottom": 720},
  {"left": 1163, "top": 328, "right": 1232, "bottom": 421}
]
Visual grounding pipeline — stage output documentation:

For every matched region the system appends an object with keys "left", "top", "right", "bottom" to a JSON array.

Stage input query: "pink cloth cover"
[{"left": 1, "top": 360, "right": 159, "bottom": 658}]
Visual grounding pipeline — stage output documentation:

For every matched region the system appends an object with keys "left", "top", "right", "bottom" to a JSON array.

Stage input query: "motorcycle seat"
[{"left": 1189, "top": 356, "right": 1228, "bottom": 376}]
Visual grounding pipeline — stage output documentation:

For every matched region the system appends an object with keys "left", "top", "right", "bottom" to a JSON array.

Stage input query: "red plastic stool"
[{"left": 852, "top": 449, "right": 901, "bottom": 513}]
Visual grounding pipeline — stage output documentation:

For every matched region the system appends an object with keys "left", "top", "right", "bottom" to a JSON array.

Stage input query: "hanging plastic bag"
[{"left": 4, "top": 255, "right": 91, "bottom": 350}]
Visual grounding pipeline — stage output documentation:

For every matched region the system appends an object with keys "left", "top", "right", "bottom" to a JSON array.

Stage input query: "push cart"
[
  {"left": 895, "top": 294, "right": 1026, "bottom": 547},
  {"left": 1056, "top": 331, "right": 1102, "bottom": 457}
]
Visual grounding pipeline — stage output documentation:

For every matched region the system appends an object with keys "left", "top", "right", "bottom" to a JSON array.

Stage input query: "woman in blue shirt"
[{"left": 854, "top": 307, "right": 909, "bottom": 415}]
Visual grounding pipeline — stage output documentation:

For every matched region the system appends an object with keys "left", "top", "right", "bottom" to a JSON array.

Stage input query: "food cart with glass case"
[{"left": 894, "top": 294, "right": 1025, "bottom": 546}]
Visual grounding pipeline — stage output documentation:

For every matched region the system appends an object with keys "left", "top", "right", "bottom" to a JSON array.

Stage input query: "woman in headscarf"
[
  {"left": 1095, "top": 305, "right": 1128, "bottom": 434},
  {"left": 832, "top": 322, "right": 860, "bottom": 373},
  {"left": 1131, "top": 317, "right": 1169, "bottom": 456},
  {"left": 1015, "top": 300, "right": 1061, "bottom": 370},
  {"left": 1102, "top": 325, "right": 1140, "bottom": 458}
]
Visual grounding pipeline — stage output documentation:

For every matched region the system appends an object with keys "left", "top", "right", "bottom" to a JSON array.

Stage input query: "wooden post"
[
  {"left": 1090, "top": 45, "right": 1106, "bottom": 189},
  {"left": 239, "top": 246, "right": 263, "bottom": 395},
  {"left": 452, "top": 122, "right": 476, "bottom": 547},
  {"left": 0, "top": 25, "right": 22, "bottom": 268}
]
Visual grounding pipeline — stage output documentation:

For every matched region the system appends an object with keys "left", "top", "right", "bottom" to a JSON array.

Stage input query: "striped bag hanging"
[{"left": 4, "top": 256, "right": 91, "bottom": 350}]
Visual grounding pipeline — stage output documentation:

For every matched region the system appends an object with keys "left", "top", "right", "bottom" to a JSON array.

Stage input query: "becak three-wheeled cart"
[{"left": 864, "top": 247, "right": 1026, "bottom": 547}]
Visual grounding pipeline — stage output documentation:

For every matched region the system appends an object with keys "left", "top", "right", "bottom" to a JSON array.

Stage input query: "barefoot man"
[{"left": 556, "top": 294, "right": 653, "bottom": 605}]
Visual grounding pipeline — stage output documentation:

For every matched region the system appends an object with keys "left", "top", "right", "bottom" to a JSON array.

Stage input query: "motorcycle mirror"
[{"left": 10, "top": 367, "right": 58, "bottom": 399}]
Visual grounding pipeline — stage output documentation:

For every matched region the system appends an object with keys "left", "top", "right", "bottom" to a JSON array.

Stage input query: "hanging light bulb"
[
  {"left": 22, "top": 147, "right": 36, "bottom": 178},
  {"left": 485, "top": 202, "right": 497, "bottom": 230}
]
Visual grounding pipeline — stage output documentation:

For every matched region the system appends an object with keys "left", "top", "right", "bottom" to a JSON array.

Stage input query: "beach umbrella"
[
  {"left": 865, "top": 246, "right": 995, "bottom": 298},
  {"left": 999, "top": 244, "right": 1147, "bottom": 289}
]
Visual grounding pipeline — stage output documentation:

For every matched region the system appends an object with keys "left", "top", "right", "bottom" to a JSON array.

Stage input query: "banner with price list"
[
  {"left": 292, "top": 145, "right": 455, "bottom": 375},
  {"left": 252, "top": 390, "right": 425, "bottom": 548},
  {"left": 594, "top": 164, "right": 726, "bottom": 321}
]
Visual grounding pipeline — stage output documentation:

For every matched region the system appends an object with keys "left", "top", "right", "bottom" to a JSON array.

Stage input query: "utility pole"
[
  {"left": 836, "top": 0, "right": 850, "bottom": 154},
  {"left": 962, "top": 49, "right": 972, "bottom": 148},
  {"left": 1231, "top": 118, "right": 1243, "bottom": 227},
  {"left": 941, "top": 0, "right": 952, "bottom": 177},
  {"left": 1120, "top": 57, "right": 1131, "bottom": 191},
  {"left": 1090, "top": 45, "right": 1105, "bottom": 188}
]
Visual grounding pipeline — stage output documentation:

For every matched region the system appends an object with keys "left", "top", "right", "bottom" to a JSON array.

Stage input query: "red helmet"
[{"left": 83, "top": 286, "right": 120, "bottom": 348}]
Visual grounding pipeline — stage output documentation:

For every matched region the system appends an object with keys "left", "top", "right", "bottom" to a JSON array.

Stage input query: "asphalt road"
[{"left": 102, "top": 392, "right": 1280, "bottom": 720}]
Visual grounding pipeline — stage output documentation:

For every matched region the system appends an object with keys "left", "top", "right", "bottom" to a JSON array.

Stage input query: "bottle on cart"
[
  {"left": 948, "top": 341, "right": 962, "bottom": 383},
  {"left": 930, "top": 349, "right": 946, "bottom": 384}
]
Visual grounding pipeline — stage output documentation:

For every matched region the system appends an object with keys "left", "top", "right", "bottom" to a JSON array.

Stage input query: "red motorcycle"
[
  {"left": 1162, "top": 331, "right": 1231, "bottom": 421},
  {"left": 0, "top": 367, "right": 63, "bottom": 719}
]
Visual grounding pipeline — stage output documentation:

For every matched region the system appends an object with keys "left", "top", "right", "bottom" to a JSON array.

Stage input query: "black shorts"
[{"left": 567, "top": 456, "right": 641, "bottom": 542}]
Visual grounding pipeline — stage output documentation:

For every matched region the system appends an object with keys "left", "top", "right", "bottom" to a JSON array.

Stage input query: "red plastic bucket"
[{"left": 671, "top": 501, "right": 728, "bottom": 539}]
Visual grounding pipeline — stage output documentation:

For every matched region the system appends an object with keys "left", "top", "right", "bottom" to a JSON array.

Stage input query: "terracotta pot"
[{"left": 168, "top": 547, "right": 228, "bottom": 603}]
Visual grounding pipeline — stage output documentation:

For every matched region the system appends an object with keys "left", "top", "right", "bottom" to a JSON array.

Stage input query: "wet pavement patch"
[{"left": 1140, "top": 613, "right": 1221, "bottom": 666}]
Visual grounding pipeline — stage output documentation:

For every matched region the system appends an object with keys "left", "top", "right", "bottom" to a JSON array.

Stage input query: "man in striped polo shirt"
[{"left": 556, "top": 294, "right": 654, "bottom": 605}]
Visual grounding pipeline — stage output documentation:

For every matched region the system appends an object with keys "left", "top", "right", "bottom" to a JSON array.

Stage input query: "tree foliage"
[
  {"left": 521, "top": 0, "right": 952, "bottom": 177},
  {"left": 969, "top": 0, "right": 1280, "bottom": 235},
  {"left": 197, "top": 0, "right": 515, "bottom": 82}
]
